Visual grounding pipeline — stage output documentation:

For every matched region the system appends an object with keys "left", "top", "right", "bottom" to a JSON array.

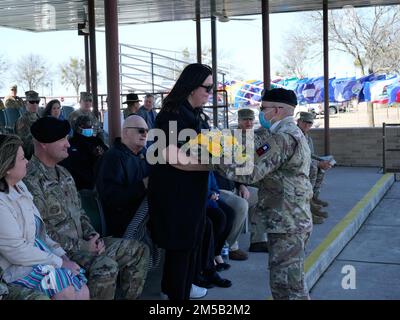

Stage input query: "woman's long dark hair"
[
  {"left": 43, "top": 99, "right": 61, "bottom": 117},
  {"left": 0, "top": 134, "right": 23, "bottom": 193},
  {"left": 162, "top": 63, "right": 212, "bottom": 113}
]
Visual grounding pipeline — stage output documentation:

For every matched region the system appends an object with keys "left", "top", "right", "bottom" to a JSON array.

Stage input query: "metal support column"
[
  {"left": 261, "top": 0, "right": 271, "bottom": 90},
  {"left": 211, "top": 0, "right": 218, "bottom": 128},
  {"left": 88, "top": 0, "right": 99, "bottom": 118},
  {"left": 196, "top": 0, "right": 202, "bottom": 63},
  {"left": 84, "top": 34, "right": 91, "bottom": 93},
  {"left": 323, "top": 0, "right": 330, "bottom": 155},
  {"left": 104, "top": 0, "right": 121, "bottom": 142}
]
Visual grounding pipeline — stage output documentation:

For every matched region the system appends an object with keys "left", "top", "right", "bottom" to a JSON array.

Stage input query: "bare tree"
[
  {"left": 0, "top": 54, "right": 8, "bottom": 89},
  {"left": 311, "top": 6, "right": 400, "bottom": 75},
  {"left": 276, "top": 33, "right": 313, "bottom": 78},
  {"left": 14, "top": 54, "right": 51, "bottom": 91},
  {"left": 60, "top": 57, "right": 85, "bottom": 98}
]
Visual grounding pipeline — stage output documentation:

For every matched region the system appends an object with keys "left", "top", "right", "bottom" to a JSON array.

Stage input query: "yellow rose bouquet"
[{"left": 185, "top": 129, "right": 249, "bottom": 164}]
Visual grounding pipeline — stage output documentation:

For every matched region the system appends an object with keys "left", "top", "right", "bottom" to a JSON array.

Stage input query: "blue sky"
[{"left": 0, "top": 11, "right": 355, "bottom": 98}]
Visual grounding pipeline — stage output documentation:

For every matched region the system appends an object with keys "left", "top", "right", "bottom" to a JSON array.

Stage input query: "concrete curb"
[{"left": 305, "top": 173, "right": 395, "bottom": 290}]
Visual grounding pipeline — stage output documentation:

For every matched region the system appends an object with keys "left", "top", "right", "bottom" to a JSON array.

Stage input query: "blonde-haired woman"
[{"left": 0, "top": 134, "right": 89, "bottom": 300}]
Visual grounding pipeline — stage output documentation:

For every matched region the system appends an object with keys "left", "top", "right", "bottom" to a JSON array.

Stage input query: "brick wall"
[{"left": 309, "top": 126, "right": 400, "bottom": 168}]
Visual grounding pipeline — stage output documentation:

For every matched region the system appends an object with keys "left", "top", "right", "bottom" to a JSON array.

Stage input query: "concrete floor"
[
  {"left": 311, "top": 180, "right": 400, "bottom": 300},
  {"left": 141, "top": 166, "right": 394, "bottom": 300}
]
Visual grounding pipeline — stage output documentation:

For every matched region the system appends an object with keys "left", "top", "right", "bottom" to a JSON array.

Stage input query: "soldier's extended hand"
[
  {"left": 62, "top": 259, "right": 81, "bottom": 276},
  {"left": 87, "top": 234, "right": 101, "bottom": 253},
  {"left": 238, "top": 185, "right": 250, "bottom": 200},
  {"left": 96, "top": 238, "right": 106, "bottom": 255},
  {"left": 319, "top": 160, "right": 332, "bottom": 170}
]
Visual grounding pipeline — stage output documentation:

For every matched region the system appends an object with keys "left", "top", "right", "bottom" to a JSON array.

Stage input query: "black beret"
[
  {"left": 31, "top": 116, "right": 71, "bottom": 143},
  {"left": 262, "top": 88, "right": 297, "bottom": 107}
]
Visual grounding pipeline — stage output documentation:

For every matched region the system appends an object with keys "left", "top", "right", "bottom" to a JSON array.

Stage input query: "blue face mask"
[
  {"left": 258, "top": 111, "right": 271, "bottom": 129},
  {"left": 81, "top": 128, "right": 93, "bottom": 137}
]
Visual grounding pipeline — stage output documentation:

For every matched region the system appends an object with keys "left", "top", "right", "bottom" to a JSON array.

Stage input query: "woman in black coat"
[{"left": 148, "top": 63, "right": 213, "bottom": 300}]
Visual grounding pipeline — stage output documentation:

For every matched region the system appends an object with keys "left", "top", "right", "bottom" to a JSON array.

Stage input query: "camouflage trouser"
[
  {"left": 268, "top": 232, "right": 311, "bottom": 300},
  {"left": 248, "top": 186, "right": 268, "bottom": 244},
  {"left": 309, "top": 161, "right": 325, "bottom": 197},
  {"left": 70, "top": 237, "right": 149, "bottom": 300},
  {"left": 4, "top": 284, "right": 49, "bottom": 300},
  {"left": 0, "top": 281, "right": 8, "bottom": 300}
]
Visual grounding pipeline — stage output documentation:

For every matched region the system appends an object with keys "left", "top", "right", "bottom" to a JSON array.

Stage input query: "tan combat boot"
[
  {"left": 313, "top": 196, "right": 329, "bottom": 207},
  {"left": 311, "top": 199, "right": 329, "bottom": 218}
]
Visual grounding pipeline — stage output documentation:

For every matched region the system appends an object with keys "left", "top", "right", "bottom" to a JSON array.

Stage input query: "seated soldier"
[
  {"left": 14, "top": 90, "right": 40, "bottom": 160},
  {"left": 68, "top": 92, "right": 104, "bottom": 142},
  {"left": 23, "top": 117, "right": 150, "bottom": 300},
  {"left": 297, "top": 112, "right": 332, "bottom": 224},
  {"left": 60, "top": 115, "right": 108, "bottom": 191},
  {"left": 4, "top": 85, "right": 24, "bottom": 109},
  {"left": 236, "top": 108, "right": 268, "bottom": 252}
]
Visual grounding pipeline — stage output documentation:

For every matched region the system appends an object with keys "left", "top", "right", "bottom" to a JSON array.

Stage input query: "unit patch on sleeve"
[{"left": 256, "top": 143, "right": 270, "bottom": 156}]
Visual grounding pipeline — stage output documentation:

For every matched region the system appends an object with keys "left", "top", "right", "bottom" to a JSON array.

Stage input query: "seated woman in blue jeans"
[{"left": 0, "top": 134, "right": 89, "bottom": 300}]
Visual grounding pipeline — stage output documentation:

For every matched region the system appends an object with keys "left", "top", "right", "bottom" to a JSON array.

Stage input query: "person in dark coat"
[
  {"left": 59, "top": 115, "right": 108, "bottom": 190},
  {"left": 96, "top": 115, "right": 149, "bottom": 238},
  {"left": 147, "top": 63, "right": 213, "bottom": 300}
]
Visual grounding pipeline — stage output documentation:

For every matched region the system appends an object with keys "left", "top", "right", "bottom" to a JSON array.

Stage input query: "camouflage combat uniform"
[
  {"left": 216, "top": 117, "right": 313, "bottom": 300},
  {"left": 23, "top": 156, "right": 150, "bottom": 300},
  {"left": 69, "top": 109, "right": 104, "bottom": 141},
  {"left": 239, "top": 128, "right": 267, "bottom": 244},
  {"left": 15, "top": 112, "right": 39, "bottom": 160},
  {"left": 1, "top": 267, "right": 48, "bottom": 300},
  {"left": 0, "top": 268, "right": 8, "bottom": 300},
  {"left": 306, "top": 134, "right": 325, "bottom": 197},
  {"left": 4, "top": 96, "right": 24, "bottom": 109},
  {"left": 0, "top": 100, "right": 4, "bottom": 110}
]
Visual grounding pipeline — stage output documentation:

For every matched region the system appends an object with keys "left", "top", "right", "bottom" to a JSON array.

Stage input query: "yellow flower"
[{"left": 207, "top": 141, "right": 223, "bottom": 157}]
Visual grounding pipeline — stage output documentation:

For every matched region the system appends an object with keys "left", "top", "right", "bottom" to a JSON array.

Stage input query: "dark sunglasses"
[
  {"left": 126, "top": 127, "right": 149, "bottom": 134},
  {"left": 200, "top": 84, "right": 213, "bottom": 93},
  {"left": 28, "top": 100, "right": 40, "bottom": 104}
]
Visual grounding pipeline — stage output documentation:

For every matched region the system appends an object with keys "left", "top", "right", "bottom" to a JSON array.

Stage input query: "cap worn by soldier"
[
  {"left": 31, "top": 117, "right": 71, "bottom": 143},
  {"left": 25, "top": 90, "right": 39, "bottom": 101},
  {"left": 80, "top": 92, "right": 93, "bottom": 102},
  {"left": 238, "top": 108, "right": 255, "bottom": 120},
  {"left": 10, "top": 84, "right": 17, "bottom": 91},
  {"left": 262, "top": 88, "right": 298, "bottom": 107},
  {"left": 299, "top": 111, "right": 314, "bottom": 124}
]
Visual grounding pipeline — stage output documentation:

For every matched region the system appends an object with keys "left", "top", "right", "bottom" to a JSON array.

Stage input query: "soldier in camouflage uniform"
[
  {"left": 0, "top": 267, "right": 8, "bottom": 300},
  {"left": 14, "top": 90, "right": 40, "bottom": 160},
  {"left": 237, "top": 108, "right": 268, "bottom": 253},
  {"left": 69, "top": 92, "right": 104, "bottom": 142},
  {"left": 23, "top": 117, "right": 150, "bottom": 300},
  {"left": 297, "top": 112, "right": 332, "bottom": 223},
  {"left": 4, "top": 85, "right": 25, "bottom": 109},
  {"left": 215, "top": 88, "right": 313, "bottom": 300},
  {"left": 1, "top": 267, "right": 49, "bottom": 300}
]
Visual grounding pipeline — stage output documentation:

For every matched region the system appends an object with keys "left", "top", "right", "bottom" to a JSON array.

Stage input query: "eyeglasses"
[
  {"left": 28, "top": 100, "right": 40, "bottom": 104},
  {"left": 125, "top": 127, "right": 149, "bottom": 134},
  {"left": 200, "top": 84, "right": 213, "bottom": 93}
]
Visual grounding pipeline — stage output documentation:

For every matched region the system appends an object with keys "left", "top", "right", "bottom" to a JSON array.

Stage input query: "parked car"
[{"left": 294, "top": 104, "right": 319, "bottom": 119}]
